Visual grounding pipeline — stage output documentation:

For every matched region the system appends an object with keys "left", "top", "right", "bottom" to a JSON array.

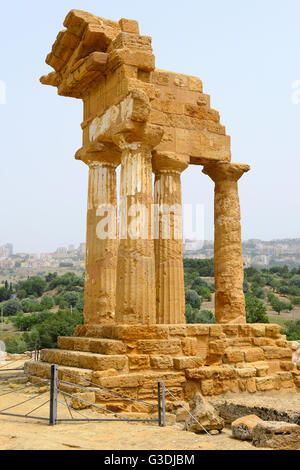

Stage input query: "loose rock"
[
  {"left": 232, "top": 414, "right": 263, "bottom": 440},
  {"left": 252, "top": 421, "right": 300, "bottom": 450},
  {"left": 184, "top": 392, "right": 224, "bottom": 433}
]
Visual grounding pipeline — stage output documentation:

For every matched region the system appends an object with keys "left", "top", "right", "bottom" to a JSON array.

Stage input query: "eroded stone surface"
[
  {"left": 252, "top": 421, "right": 300, "bottom": 450},
  {"left": 184, "top": 392, "right": 224, "bottom": 433},
  {"left": 231, "top": 414, "right": 263, "bottom": 440}
]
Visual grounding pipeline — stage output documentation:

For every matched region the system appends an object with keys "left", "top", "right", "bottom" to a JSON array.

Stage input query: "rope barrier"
[
  {"left": 57, "top": 388, "right": 128, "bottom": 420},
  {"left": 57, "top": 398, "right": 94, "bottom": 421},
  {"left": 58, "top": 378, "right": 157, "bottom": 408},
  {"left": 0, "top": 379, "right": 49, "bottom": 397},
  {"left": 60, "top": 369, "right": 157, "bottom": 408},
  {"left": 25, "top": 399, "right": 50, "bottom": 417},
  {"left": 0, "top": 390, "right": 49, "bottom": 413}
]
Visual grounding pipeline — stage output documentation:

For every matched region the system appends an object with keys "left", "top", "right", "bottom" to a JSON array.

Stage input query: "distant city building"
[{"left": 0, "top": 243, "right": 13, "bottom": 258}]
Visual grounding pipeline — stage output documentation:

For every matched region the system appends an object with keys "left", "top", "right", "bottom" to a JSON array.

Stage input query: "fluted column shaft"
[
  {"left": 153, "top": 155, "right": 187, "bottom": 324},
  {"left": 84, "top": 161, "right": 118, "bottom": 324},
  {"left": 115, "top": 147, "right": 156, "bottom": 324},
  {"left": 203, "top": 162, "right": 250, "bottom": 324}
]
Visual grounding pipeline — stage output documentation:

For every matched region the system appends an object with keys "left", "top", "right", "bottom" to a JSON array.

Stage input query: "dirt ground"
[{"left": 0, "top": 379, "right": 259, "bottom": 451}]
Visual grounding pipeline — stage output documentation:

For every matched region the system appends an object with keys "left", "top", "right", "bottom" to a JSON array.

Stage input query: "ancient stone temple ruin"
[{"left": 26, "top": 10, "right": 300, "bottom": 409}]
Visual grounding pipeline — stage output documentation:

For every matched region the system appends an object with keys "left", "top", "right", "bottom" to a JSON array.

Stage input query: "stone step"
[
  {"left": 39, "top": 349, "right": 128, "bottom": 372},
  {"left": 24, "top": 360, "right": 94, "bottom": 383},
  {"left": 58, "top": 336, "right": 127, "bottom": 355},
  {"left": 75, "top": 324, "right": 170, "bottom": 340}
]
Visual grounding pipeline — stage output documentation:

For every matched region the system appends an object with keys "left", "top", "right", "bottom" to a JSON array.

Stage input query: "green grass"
[{"left": 267, "top": 315, "right": 294, "bottom": 327}]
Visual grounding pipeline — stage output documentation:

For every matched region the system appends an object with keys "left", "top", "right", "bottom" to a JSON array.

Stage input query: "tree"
[
  {"left": 6, "top": 336, "right": 28, "bottom": 354},
  {"left": 24, "top": 309, "right": 83, "bottom": 349},
  {"left": 40, "top": 295, "right": 54, "bottom": 310},
  {"left": 245, "top": 293, "right": 269, "bottom": 323},
  {"left": 185, "top": 289, "right": 202, "bottom": 310},
  {"left": 290, "top": 275, "right": 300, "bottom": 288},
  {"left": 62, "top": 291, "right": 79, "bottom": 307},
  {"left": 199, "top": 287, "right": 212, "bottom": 302},
  {"left": 270, "top": 297, "right": 291, "bottom": 315},
  {"left": 17, "top": 276, "right": 46, "bottom": 297},
  {"left": 3, "top": 300, "right": 23, "bottom": 316},
  {"left": 283, "top": 320, "right": 300, "bottom": 341}
]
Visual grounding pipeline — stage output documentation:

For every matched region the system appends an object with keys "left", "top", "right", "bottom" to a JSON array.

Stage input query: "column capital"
[
  {"left": 112, "top": 123, "right": 163, "bottom": 153},
  {"left": 75, "top": 142, "right": 121, "bottom": 167},
  {"left": 202, "top": 161, "right": 250, "bottom": 182},
  {"left": 152, "top": 151, "right": 188, "bottom": 174}
]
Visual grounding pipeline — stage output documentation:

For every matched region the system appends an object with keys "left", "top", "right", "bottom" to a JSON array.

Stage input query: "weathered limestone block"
[
  {"left": 223, "top": 347, "right": 244, "bottom": 364},
  {"left": 256, "top": 376, "right": 275, "bottom": 391},
  {"left": 236, "top": 368, "right": 256, "bottom": 378},
  {"left": 246, "top": 377, "right": 257, "bottom": 393},
  {"left": 203, "top": 163, "right": 249, "bottom": 324},
  {"left": 128, "top": 355, "right": 150, "bottom": 370},
  {"left": 244, "top": 347, "right": 265, "bottom": 362},
  {"left": 58, "top": 336, "right": 127, "bottom": 355},
  {"left": 252, "top": 421, "right": 300, "bottom": 450},
  {"left": 201, "top": 379, "right": 214, "bottom": 396},
  {"left": 250, "top": 325, "right": 266, "bottom": 337},
  {"left": 136, "top": 339, "right": 181, "bottom": 354},
  {"left": 222, "top": 325, "right": 239, "bottom": 336},
  {"left": 208, "top": 339, "right": 227, "bottom": 355},
  {"left": 265, "top": 324, "right": 282, "bottom": 338},
  {"left": 89, "top": 338, "right": 127, "bottom": 355},
  {"left": 185, "top": 366, "right": 236, "bottom": 381},
  {"left": 75, "top": 324, "right": 114, "bottom": 338},
  {"left": 100, "top": 374, "right": 145, "bottom": 389},
  {"left": 231, "top": 414, "right": 263, "bottom": 440},
  {"left": 40, "top": 349, "right": 128, "bottom": 372},
  {"left": 71, "top": 391, "right": 96, "bottom": 410},
  {"left": 209, "top": 325, "right": 223, "bottom": 337},
  {"left": 238, "top": 325, "right": 251, "bottom": 337},
  {"left": 262, "top": 346, "right": 292, "bottom": 360},
  {"left": 252, "top": 337, "right": 275, "bottom": 346},
  {"left": 169, "top": 325, "right": 188, "bottom": 337},
  {"left": 184, "top": 393, "right": 224, "bottom": 433},
  {"left": 92, "top": 369, "right": 118, "bottom": 384},
  {"left": 173, "top": 357, "right": 205, "bottom": 370},
  {"left": 150, "top": 356, "right": 173, "bottom": 369},
  {"left": 181, "top": 337, "right": 197, "bottom": 356},
  {"left": 187, "top": 325, "right": 209, "bottom": 336},
  {"left": 114, "top": 325, "right": 169, "bottom": 340},
  {"left": 254, "top": 365, "right": 269, "bottom": 377}
]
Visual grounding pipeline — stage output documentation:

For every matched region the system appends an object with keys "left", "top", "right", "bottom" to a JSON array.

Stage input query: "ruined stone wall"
[{"left": 25, "top": 323, "right": 300, "bottom": 412}]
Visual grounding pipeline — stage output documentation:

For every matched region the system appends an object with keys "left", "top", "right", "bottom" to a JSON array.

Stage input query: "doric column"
[
  {"left": 80, "top": 149, "right": 119, "bottom": 325},
  {"left": 203, "top": 162, "right": 250, "bottom": 324},
  {"left": 152, "top": 152, "right": 188, "bottom": 324},
  {"left": 114, "top": 142, "right": 157, "bottom": 324}
]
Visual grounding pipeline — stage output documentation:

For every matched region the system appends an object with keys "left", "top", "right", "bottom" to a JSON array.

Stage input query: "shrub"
[{"left": 245, "top": 293, "right": 269, "bottom": 323}]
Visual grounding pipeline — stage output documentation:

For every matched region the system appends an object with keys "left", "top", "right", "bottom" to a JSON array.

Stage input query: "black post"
[
  {"left": 49, "top": 364, "right": 58, "bottom": 425},
  {"left": 157, "top": 382, "right": 162, "bottom": 426},
  {"left": 161, "top": 381, "right": 166, "bottom": 427}
]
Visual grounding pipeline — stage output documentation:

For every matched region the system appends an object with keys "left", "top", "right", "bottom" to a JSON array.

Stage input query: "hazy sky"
[{"left": 0, "top": 0, "right": 299, "bottom": 253}]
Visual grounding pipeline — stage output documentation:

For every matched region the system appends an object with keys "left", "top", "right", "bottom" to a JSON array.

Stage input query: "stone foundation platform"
[{"left": 25, "top": 323, "right": 300, "bottom": 413}]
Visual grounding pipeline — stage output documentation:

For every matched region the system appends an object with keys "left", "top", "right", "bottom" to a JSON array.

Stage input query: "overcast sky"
[{"left": 0, "top": 0, "right": 299, "bottom": 253}]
